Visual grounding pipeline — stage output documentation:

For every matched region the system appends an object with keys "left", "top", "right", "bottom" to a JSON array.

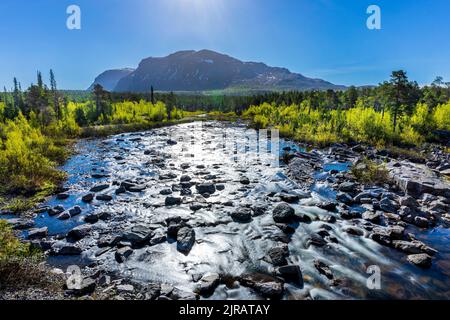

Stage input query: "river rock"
[
  {"left": 84, "top": 213, "right": 99, "bottom": 224},
  {"left": 8, "top": 218, "right": 35, "bottom": 230},
  {"left": 56, "top": 193, "right": 70, "bottom": 200},
  {"left": 379, "top": 197, "right": 399, "bottom": 213},
  {"left": 81, "top": 193, "right": 94, "bottom": 203},
  {"left": 273, "top": 203, "right": 296, "bottom": 223},
  {"left": 318, "top": 201, "right": 338, "bottom": 211},
  {"left": 196, "top": 183, "right": 216, "bottom": 195},
  {"left": 387, "top": 161, "right": 450, "bottom": 198},
  {"left": 177, "top": 227, "right": 195, "bottom": 253},
  {"left": 69, "top": 206, "right": 82, "bottom": 217},
  {"left": 57, "top": 211, "right": 71, "bottom": 220},
  {"left": 393, "top": 240, "right": 437, "bottom": 255},
  {"left": 362, "top": 211, "right": 382, "bottom": 223},
  {"left": 314, "top": 260, "right": 334, "bottom": 280},
  {"left": 68, "top": 224, "right": 92, "bottom": 241},
  {"left": 277, "top": 265, "right": 303, "bottom": 285},
  {"left": 339, "top": 182, "right": 357, "bottom": 193},
  {"left": 48, "top": 205, "right": 65, "bottom": 216},
  {"left": 27, "top": 227, "right": 48, "bottom": 240},
  {"left": 51, "top": 241, "right": 82, "bottom": 255},
  {"left": 336, "top": 192, "right": 353, "bottom": 205},
  {"left": 240, "top": 176, "right": 250, "bottom": 185},
  {"left": 90, "top": 184, "right": 110, "bottom": 193},
  {"left": 196, "top": 273, "right": 220, "bottom": 296},
  {"left": 407, "top": 253, "right": 432, "bottom": 268},
  {"left": 239, "top": 273, "right": 284, "bottom": 299},
  {"left": 96, "top": 194, "right": 113, "bottom": 201},
  {"left": 231, "top": 208, "right": 252, "bottom": 223},
  {"left": 122, "top": 225, "right": 153, "bottom": 246},
  {"left": 268, "top": 244, "right": 289, "bottom": 266},
  {"left": 67, "top": 277, "right": 96, "bottom": 296},
  {"left": 165, "top": 196, "right": 182, "bottom": 206},
  {"left": 115, "top": 246, "right": 133, "bottom": 263}
]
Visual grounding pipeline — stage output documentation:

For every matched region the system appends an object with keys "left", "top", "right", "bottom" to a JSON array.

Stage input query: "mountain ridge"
[{"left": 90, "top": 50, "right": 346, "bottom": 93}]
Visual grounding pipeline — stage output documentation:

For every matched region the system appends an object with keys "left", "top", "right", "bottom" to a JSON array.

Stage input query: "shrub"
[
  {"left": 351, "top": 158, "right": 391, "bottom": 185},
  {"left": 0, "top": 220, "right": 59, "bottom": 291}
]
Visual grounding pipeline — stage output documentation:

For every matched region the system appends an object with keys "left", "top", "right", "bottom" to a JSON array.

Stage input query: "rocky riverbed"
[{"left": 2, "top": 121, "right": 449, "bottom": 300}]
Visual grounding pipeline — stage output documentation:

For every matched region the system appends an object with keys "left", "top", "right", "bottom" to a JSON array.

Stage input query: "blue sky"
[{"left": 1, "top": 0, "right": 449, "bottom": 90}]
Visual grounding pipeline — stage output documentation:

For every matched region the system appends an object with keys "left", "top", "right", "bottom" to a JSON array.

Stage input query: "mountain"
[
  {"left": 91, "top": 50, "right": 346, "bottom": 93},
  {"left": 88, "top": 68, "right": 135, "bottom": 91}
]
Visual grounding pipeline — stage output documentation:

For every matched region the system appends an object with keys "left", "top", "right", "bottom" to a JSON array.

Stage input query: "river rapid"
[{"left": 26, "top": 121, "right": 450, "bottom": 300}]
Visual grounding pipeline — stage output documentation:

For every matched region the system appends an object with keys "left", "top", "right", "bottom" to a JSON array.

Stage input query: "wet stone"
[
  {"left": 96, "top": 194, "right": 113, "bottom": 201},
  {"left": 115, "top": 246, "right": 133, "bottom": 263},
  {"left": 407, "top": 253, "right": 432, "bottom": 268},
  {"left": 177, "top": 227, "right": 195, "bottom": 254},
  {"left": 82, "top": 193, "right": 94, "bottom": 203},
  {"left": 165, "top": 196, "right": 182, "bottom": 206},
  {"left": 231, "top": 208, "right": 252, "bottom": 223},
  {"left": 68, "top": 224, "right": 92, "bottom": 241},
  {"left": 196, "top": 183, "right": 216, "bottom": 195},
  {"left": 27, "top": 227, "right": 48, "bottom": 240},
  {"left": 268, "top": 244, "right": 289, "bottom": 266},
  {"left": 273, "top": 203, "right": 296, "bottom": 223},
  {"left": 90, "top": 184, "right": 110, "bottom": 193}
]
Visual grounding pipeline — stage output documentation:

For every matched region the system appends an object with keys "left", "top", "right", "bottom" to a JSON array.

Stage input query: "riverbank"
[{"left": 1, "top": 121, "right": 448, "bottom": 300}]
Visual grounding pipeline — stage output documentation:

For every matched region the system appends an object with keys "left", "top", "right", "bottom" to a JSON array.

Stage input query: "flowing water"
[{"left": 24, "top": 121, "right": 450, "bottom": 299}]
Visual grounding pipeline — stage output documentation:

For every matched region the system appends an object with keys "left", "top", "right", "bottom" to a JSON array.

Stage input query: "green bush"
[{"left": 351, "top": 159, "right": 391, "bottom": 185}]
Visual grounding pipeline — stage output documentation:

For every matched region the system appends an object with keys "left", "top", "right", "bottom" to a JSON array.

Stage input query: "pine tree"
[
  {"left": 37, "top": 71, "right": 43, "bottom": 89},
  {"left": 50, "top": 69, "right": 61, "bottom": 119}
]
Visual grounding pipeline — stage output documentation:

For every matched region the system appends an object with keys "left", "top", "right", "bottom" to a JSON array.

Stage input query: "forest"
[{"left": 0, "top": 70, "right": 449, "bottom": 210}]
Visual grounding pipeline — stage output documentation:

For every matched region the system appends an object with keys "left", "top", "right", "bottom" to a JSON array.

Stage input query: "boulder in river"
[
  {"left": 239, "top": 273, "right": 284, "bottom": 299},
  {"left": 115, "top": 246, "right": 133, "bottom": 263},
  {"left": 68, "top": 224, "right": 92, "bottom": 241},
  {"left": 272, "top": 203, "right": 296, "bottom": 223},
  {"left": 8, "top": 218, "right": 35, "bottom": 230},
  {"left": 196, "top": 183, "right": 216, "bottom": 195},
  {"left": 407, "top": 253, "right": 432, "bottom": 268},
  {"left": 268, "top": 243, "right": 289, "bottom": 266},
  {"left": 196, "top": 273, "right": 220, "bottom": 296},
  {"left": 277, "top": 265, "right": 303, "bottom": 286},
  {"left": 177, "top": 227, "right": 195, "bottom": 254},
  {"left": 81, "top": 193, "right": 94, "bottom": 203},
  {"left": 90, "top": 184, "right": 110, "bottom": 193},
  {"left": 51, "top": 241, "right": 82, "bottom": 256},
  {"left": 27, "top": 227, "right": 48, "bottom": 240},
  {"left": 165, "top": 196, "right": 182, "bottom": 206},
  {"left": 96, "top": 194, "right": 113, "bottom": 201},
  {"left": 231, "top": 208, "right": 252, "bottom": 223}
]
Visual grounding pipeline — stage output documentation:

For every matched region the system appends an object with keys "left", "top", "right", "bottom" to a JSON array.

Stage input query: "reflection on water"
[{"left": 16, "top": 121, "right": 450, "bottom": 299}]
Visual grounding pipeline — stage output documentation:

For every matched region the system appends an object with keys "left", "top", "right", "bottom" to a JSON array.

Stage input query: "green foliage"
[
  {"left": 244, "top": 100, "right": 448, "bottom": 147},
  {"left": 351, "top": 159, "right": 391, "bottom": 185},
  {"left": 433, "top": 101, "right": 450, "bottom": 130},
  {"left": 0, "top": 113, "right": 66, "bottom": 195},
  {"left": 0, "top": 220, "right": 40, "bottom": 261}
]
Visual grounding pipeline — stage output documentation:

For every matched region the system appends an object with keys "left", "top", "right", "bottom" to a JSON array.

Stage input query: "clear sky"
[{"left": 1, "top": 0, "right": 449, "bottom": 90}]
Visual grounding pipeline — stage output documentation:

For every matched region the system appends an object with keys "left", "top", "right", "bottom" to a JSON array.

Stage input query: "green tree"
[
  {"left": 49, "top": 69, "right": 61, "bottom": 120},
  {"left": 93, "top": 84, "right": 111, "bottom": 122}
]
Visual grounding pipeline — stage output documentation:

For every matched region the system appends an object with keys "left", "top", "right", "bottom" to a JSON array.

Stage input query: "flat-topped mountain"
[{"left": 90, "top": 50, "right": 345, "bottom": 92}]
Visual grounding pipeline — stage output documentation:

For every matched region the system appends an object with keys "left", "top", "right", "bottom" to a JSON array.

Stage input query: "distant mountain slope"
[
  {"left": 88, "top": 68, "right": 135, "bottom": 91},
  {"left": 90, "top": 50, "right": 346, "bottom": 93}
]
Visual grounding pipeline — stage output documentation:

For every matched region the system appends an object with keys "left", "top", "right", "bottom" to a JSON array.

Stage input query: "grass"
[
  {"left": 0, "top": 220, "right": 60, "bottom": 292},
  {"left": 351, "top": 158, "right": 391, "bottom": 185}
]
